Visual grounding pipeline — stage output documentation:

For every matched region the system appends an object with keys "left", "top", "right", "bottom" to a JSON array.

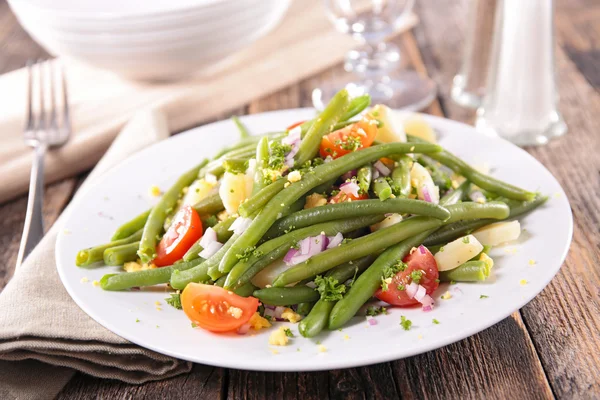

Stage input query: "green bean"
[
  {"left": 252, "top": 286, "right": 319, "bottom": 306},
  {"left": 296, "top": 302, "right": 315, "bottom": 316},
  {"left": 439, "top": 260, "right": 488, "bottom": 282},
  {"left": 214, "top": 275, "right": 227, "bottom": 287},
  {"left": 444, "top": 201, "right": 510, "bottom": 223},
  {"left": 391, "top": 156, "right": 413, "bottom": 197},
  {"left": 295, "top": 89, "right": 351, "bottom": 166},
  {"left": 224, "top": 216, "right": 383, "bottom": 289},
  {"left": 373, "top": 177, "right": 392, "bottom": 201},
  {"left": 103, "top": 242, "right": 139, "bottom": 266},
  {"left": 417, "top": 156, "right": 452, "bottom": 191},
  {"left": 100, "top": 257, "right": 205, "bottom": 291},
  {"left": 440, "top": 180, "right": 470, "bottom": 206},
  {"left": 76, "top": 230, "right": 143, "bottom": 267},
  {"left": 138, "top": 161, "right": 208, "bottom": 263},
  {"left": 424, "top": 195, "right": 547, "bottom": 246},
  {"left": 238, "top": 178, "right": 287, "bottom": 218},
  {"left": 203, "top": 148, "right": 256, "bottom": 177},
  {"left": 407, "top": 135, "right": 535, "bottom": 201},
  {"left": 111, "top": 209, "right": 150, "bottom": 241},
  {"left": 273, "top": 216, "right": 443, "bottom": 287},
  {"left": 328, "top": 231, "right": 430, "bottom": 330},
  {"left": 212, "top": 132, "right": 287, "bottom": 160},
  {"left": 264, "top": 198, "right": 450, "bottom": 240},
  {"left": 234, "top": 282, "right": 258, "bottom": 297},
  {"left": 192, "top": 191, "right": 224, "bottom": 215},
  {"left": 232, "top": 116, "right": 251, "bottom": 139},
  {"left": 300, "top": 94, "right": 371, "bottom": 137},
  {"left": 253, "top": 136, "right": 270, "bottom": 194},
  {"left": 222, "top": 158, "right": 248, "bottom": 174},
  {"left": 357, "top": 165, "right": 372, "bottom": 193},
  {"left": 182, "top": 216, "right": 236, "bottom": 262},
  {"left": 326, "top": 256, "right": 375, "bottom": 283},
  {"left": 171, "top": 234, "right": 239, "bottom": 289},
  {"left": 219, "top": 142, "right": 443, "bottom": 274},
  {"left": 298, "top": 298, "right": 336, "bottom": 338}
]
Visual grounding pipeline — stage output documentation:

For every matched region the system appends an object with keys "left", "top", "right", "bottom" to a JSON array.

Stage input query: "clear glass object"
[
  {"left": 313, "top": 0, "right": 436, "bottom": 111},
  {"left": 451, "top": 0, "right": 497, "bottom": 109},
  {"left": 475, "top": 0, "right": 567, "bottom": 146}
]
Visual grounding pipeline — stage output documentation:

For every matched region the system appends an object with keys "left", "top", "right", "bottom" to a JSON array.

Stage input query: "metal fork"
[{"left": 15, "top": 60, "right": 71, "bottom": 269}]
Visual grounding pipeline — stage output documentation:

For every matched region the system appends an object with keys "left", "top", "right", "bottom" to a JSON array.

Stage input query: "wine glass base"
[
  {"left": 475, "top": 112, "right": 568, "bottom": 147},
  {"left": 312, "top": 72, "right": 437, "bottom": 112}
]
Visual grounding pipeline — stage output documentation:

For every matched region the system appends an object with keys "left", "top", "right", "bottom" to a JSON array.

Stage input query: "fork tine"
[
  {"left": 60, "top": 63, "right": 71, "bottom": 135},
  {"left": 48, "top": 61, "right": 57, "bottom": 131},
  {"left": 25, "top": 60, "right": 34, "bottom": 131},
  {"left": 36, "top": 59, "right": 46, "bottom": 132}
]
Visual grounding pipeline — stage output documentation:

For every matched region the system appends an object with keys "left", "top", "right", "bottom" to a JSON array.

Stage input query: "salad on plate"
[{"left": 75, "top": 89, "right": 546, "bottom": 345}]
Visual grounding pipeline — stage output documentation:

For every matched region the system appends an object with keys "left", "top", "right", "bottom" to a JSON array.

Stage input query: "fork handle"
[{"left": 16, "top": 143, "right": 48, "bottom": 269}]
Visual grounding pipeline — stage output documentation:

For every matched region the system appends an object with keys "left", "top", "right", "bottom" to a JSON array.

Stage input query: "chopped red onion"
[
  {"left": 199, "top": 241, "right": 223, "bottom": 258},
  {"left": 306, "top": 281, "right": 317, "bottom": 289},
  {"left": 342, "top": 169, "right": 357, "bottom": 181},
  {"left": 327, "top": 232, "right": 344, "bottom": 249},
  {"left": 420, "top": 295, "right": 434, "bottom": 310},
  {"left": 374, "top": 160, "right": 391, "bottom": 176},
  {"left": 469, "top": 190, "right": 486, "bottom": 203},
  {"left": 414, "top": 285, "right": 427, "bottom": 302},
  {"left": 199, "top": 227, "right": 217, "bottom": 248},
  {"left": 340, "top": 181, "right": 360, "bottom": 197},
  {"left": 229, "top": 217, "right": 253, "bottom": 235},
  {"left": 422, "top": 305, "right": 433, "bottom": 312},
  {"left": 283, "top": 248, "right": 299, "bottom": 264},
  {"left": 324, "top": 156, "right": 333, "bottom": 163},
  {"left": 300, "top": 238, "right": 310, "bottom": 254},
  {"left": 282, "top": 126, "right": 302, "bottom": 144},
  {"left": 237, "top": 323, "right": 251, "bottom": 335},
  {"left": 422, "top": 185, "right": 433, "bottom": 203},
  {"left": 372, "top": 167, "right": 380, "bottom": 180},
  {"left": 284, "top": 234, "right": 329, "bottom": 265},
  {"left": 368, "top": 318, "right": 378, "bottom": 326},
  {"left": 406, "top": 282, "right": 418, "bottom": 298},
  {"left": 289, "top": 253, "right": 312, "bottom": 265},
  {"left": 418, "top": 245, "right": 427, "bottom": 255}
]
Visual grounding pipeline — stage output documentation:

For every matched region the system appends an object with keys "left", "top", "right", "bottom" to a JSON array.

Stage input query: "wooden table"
[{"left": 1, "top": 0, "right": 598, "bottom": 398}]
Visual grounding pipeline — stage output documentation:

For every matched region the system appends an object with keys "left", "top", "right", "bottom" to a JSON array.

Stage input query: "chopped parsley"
[
  {"left": 203, "top": 215, "right": 218, "bottom": 228},
  {"left": 397, "top": 284, "right": 405, "bottom": 291},
  {"left": 366, "top": 306, "right": 387, "bottom": 316},
  {"left": 135, "top": 318, "right": 140, "bottom": 323},
  {"left": 283, "top": 328, "right": 295, "bottom": 338},
  {"left": 335, "top": 135, "right": 363, "bottom": 152},
  {"left": 450, "top": 280, "right": 456, "bottom": 285},
  {"left": 236, "top": 246, "right": 257, "bottom": 262},
  {"left": 410, "top": 270, "right": 424, "bottom": 285},
  {"left": 341, "top": 237, "right": 353, "bottom": 244},
  {"left": 314, "top": 275, "right": 346, "bottom": 301},
  {"left": 432, "top": 319, "right": 440, "bottom": 325},
  {"left": 400, "top": 316, "right": 412, "bottom": 331},
  {"left": 165, "top": 293, "right": 182, "bottom": 310},
  {"left": 462, "top": 236, "right": 470, "bottom": 244},
  {"left": 380, "top": 260, "right": 407, "bottom": 291},
  {"left": 268, "top": 141, "right": 292, "bottom": 170},
  {"left": 480, "top": 294, "right": 489, "bottom": 299},
  {"left": 264, "top": 315, "right": 273, "bottom": 322},
  {"left": 439, "top": 246, "right": 445, "bottom": 252},
  {"left": 191, "top": 322, "right": 198, "bottom": 328}
]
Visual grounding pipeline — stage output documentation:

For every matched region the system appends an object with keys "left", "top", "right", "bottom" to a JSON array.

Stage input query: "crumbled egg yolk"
[
  {"left": 248, "top": 312, "right": 271, "bottom": 330},
  {"left": 217, "top": 210, "right": 230, "bottom": 221},
  {"left": 284, "top": 182, "right": 290, "bottom": 188},
  {"left": 343, "top": 334, "right": 350, "bottom": 341},
  {"left": 269, "top": 327, "right": 290, "bottom": 346},
  {"left": 475, "top": 197, "right": 486, "bottom": 204},
  {"left": 287, "top": 170, "right": 302, "bottom": 183},
  {"left": 529, "top": 259, "right": 536, "bottom": 266},
  {"left": 154, "top": 301, "right": 161, "bottom": 306},
  {"left": 227, "top": 306, "right": 243, "bottom": 319},
  {"left": 281, "top": 308, "right": 303, "bottom": 323},
  {"left": 318, "top": 345, "right": 327, "bottom": 353},
  {"left": 124, "top": 260, "right": 157, "bottom": 273},
  {"left": 149, "top": 185, "right": 162, "bottom": 197},
  {"left": 80, "top": 277, "right": 89, "bottom": 283},
  {"left": 441, "top": 291, "right": 452, "bottom": 300},
  {"left": 519, "top": 279, "right": 528, "bottom": 286},
  {"left": 305, "top": 193, "right": 327, "bottom": 209},
  {"left": 92, "top": 280, "right": 100, "bottom": 287}
]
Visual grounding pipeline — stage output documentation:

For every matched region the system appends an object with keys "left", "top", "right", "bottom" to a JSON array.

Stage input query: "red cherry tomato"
[
  {"left": 286, "top": 120, "right": 306, "bottom": 131},
  {"left": 154, "top": 205, "right": 203, "bottom": 266},
  {"left": 375, "top": 246, "right": 439, "bottom": 306},
  {"left": 319, "top": 119, "right": 378, "bottom": 159},
  {"left": 181, "top": 283, "right": 259, "bottom": 332},
  {"left": 329, "top": 191, "right": 369, "bottom": 203}
]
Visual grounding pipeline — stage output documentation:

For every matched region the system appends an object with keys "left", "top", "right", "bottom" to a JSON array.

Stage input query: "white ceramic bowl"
[{"left": 9, "top": 0, "right": 291, "bottom": 80}]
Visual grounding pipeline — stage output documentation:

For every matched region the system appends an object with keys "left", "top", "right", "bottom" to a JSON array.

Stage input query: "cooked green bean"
[
  {"left": 444, "top": 201, "right": 510, "bottom": 223},
  {"left": 326, "top": 256, "right": 375, "bottom": 283},
  {"left": 296, "top": 302, "right": 315, "bottom": 316},
  {"left": 252, "top": 286, "right": 319, "bottom": 306},
  {"left": 234, "top": 282, "right": 258, "bottom": 297},
  {"left": 253, "top": 136, "right": 270, "bottom": 194},
  {"left": 439, "top": 260, "right": 488, "bottom": 282},
  {"left": 440, "top": 180, "right": 470, "bottom": 206},
  {"left": 103, "top": 242, "right": 139, "bottom": 266},
  {"left": 273, "top": 216, "right": 443, "bottom": 287},
  {"left": 328, "top": 231, "right": 431, "bottom": 330},
  {"left": 391, "top": 156, "right": 413, "bottom": 197},
  {"left": 298, "top": 299, "right": 336, "bottom": 338},
  {"left": 100, "top": 257, "right": 205, "bottom": 291},
  {"left": 357, "top": 165, "right": 372, "bottom": 193},
  {"left": 264, "top": 198, "right": 450, "bottom": 240},
  {"left": 219, "top": 142, "right": 443, "bottom": 275},
  {"left": 111, "top": 209, "right": 150, "bottom": 241},
  {"left": 232, "top": 116, "right": 251, "bottom": 139},
  {"left": 238, "top": 178, "right": 287, "bottom": 218},
  {"left": 417, "top": 156, "right": 452, "bottom": 191},
  {"left": 214, "top": 275, "right": 227, "bottom": 287},
  {"left": 222, "top": 158, "right": 248, "bottom": 173},
  {"left": 138, "top": 160, "right": 208, "bottom": 263},
  {"left": 295, "top": 89, "right": 351, "bottom": 166},
  {"left": 300, "top": 94, "right": 371, "bottom": 137},
  {"left": 76, "top": 230, "right": 143, "bottom": 267},
  {"left": 224, "top": 216, "right": 383, "bottom": 289},
  {"left": 407, "top": 135, "right": 535, "bottom": 201},
  {"left": 203, "top": 148, "right": 256, "bottom": 177},
  {"left": 192, "top": 191, "right": 224, "bottom": 215},
  {"left": 182, "top": 216, "right": 236, "bottom": 262},
  {"left": 373, "top": 177, "right": 392, "bottom": 201},
  {"left": 212, "top": 132, "right": 287, "bottom": 160}
]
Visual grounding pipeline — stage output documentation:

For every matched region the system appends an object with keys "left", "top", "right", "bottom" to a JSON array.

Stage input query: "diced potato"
[
  {"left": 473, "top": 220, "right": 521, "bottom": 246},
  {"left": 434, "top": 235, "right": 484, "bottom": 271},
  {"left": 181, "top": 178, "right": 216, "bottom": 207},
  {"left": 367, "top": 104, "right": 407, "bottom": 143},
  {"left": 370, "top": 213, "right": 403, "bottom": 232},
  {"left": 410, "top": 162, "right": 440, "bottom": 204},
  {"left": 403, "top": 114, "right": 437, "bottom": 143},
  {"left": 219, "top": 172, "right": 253, "bottom": 214},
  {"left": 251, "top": 258, "right": 291, "bottom": 288}
]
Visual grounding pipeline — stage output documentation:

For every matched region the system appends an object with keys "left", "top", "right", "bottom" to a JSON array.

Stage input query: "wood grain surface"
[{"left": 0, "top": 0, "right": 598, "bottom": 398}]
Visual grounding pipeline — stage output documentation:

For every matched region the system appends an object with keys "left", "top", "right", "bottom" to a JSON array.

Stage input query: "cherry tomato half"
[
  {"left": 319, "top": 119, "right": 378, "bottom": 159},
  {"left": 375, "top": 246, "right": 439, "bottom": 306},
  {"left": 329, "top": 191, "right": 369, "bottom": 204},
  {"left": 154, "top": 205, "right": 203, "bottom": 267},
  {"left": 182, "top": 283, "right": 259, "bottom": 332},
  {"left": 286, "top": 120, "right": 306, "bottom": 131}
]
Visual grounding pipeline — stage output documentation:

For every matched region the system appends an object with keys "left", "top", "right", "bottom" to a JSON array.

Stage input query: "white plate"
[{"left": 56, "top": 109, "right": 573, "bottom": 371}]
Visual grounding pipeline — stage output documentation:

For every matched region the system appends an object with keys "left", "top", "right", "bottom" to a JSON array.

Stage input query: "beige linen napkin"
[
  {"left": 0, "top": 108, "right": 192, "bottom": 400},
  {"left": 0, "top": 0, "right": 417, "bottom": 203}
]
